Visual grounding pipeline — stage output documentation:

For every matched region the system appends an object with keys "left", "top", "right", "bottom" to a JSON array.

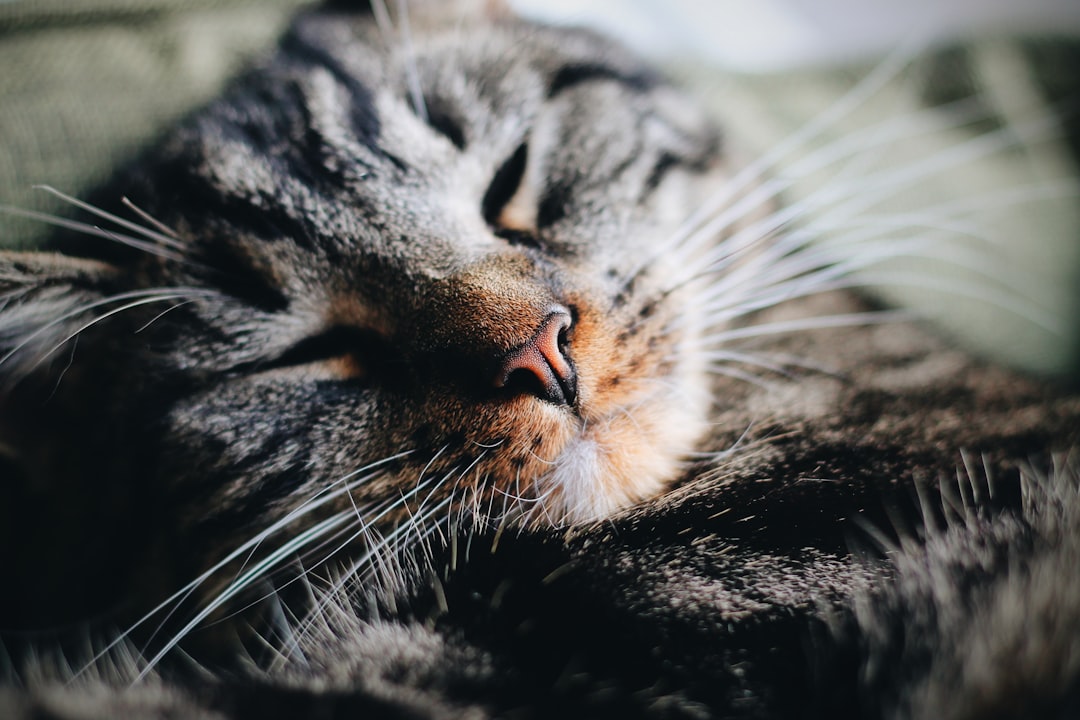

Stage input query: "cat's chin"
[
  {"left": 532, "top": 431, "right": 686, "bottom": 526},
  {"left": 524, "top": 373, "right": 711, "bottom": 526}
]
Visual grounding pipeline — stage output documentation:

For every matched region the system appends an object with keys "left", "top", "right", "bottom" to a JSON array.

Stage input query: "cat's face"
[{"left": 0, "top": 6, "right": 726, "bottom": 584}]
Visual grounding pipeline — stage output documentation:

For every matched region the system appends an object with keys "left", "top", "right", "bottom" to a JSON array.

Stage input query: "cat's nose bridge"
[
  {"left": 418, "top": 254, "right": 555, "bottom": 341},
  {"left": 411, "top": 254, "right": 578, "bottom": 406}
]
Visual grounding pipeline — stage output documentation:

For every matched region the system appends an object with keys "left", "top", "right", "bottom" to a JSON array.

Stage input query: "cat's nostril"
[{"left": 494, "top": 308, "right": 577, "bottom": 406}]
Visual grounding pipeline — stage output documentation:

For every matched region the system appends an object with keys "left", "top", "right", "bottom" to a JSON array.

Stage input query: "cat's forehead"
[
  {"left": 137, "top": 7, "right": 721, "bottom": 323},
  {"left": 295, "top": 10, "right": 661, "bottom": 108},
  {"left": 279, "top": 11, "right": 697, "bottom": 175}
]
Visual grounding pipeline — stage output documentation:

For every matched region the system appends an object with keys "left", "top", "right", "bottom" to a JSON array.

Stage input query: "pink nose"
[{"left": 494, "top": 308, "right": 577, "bottom": 406}]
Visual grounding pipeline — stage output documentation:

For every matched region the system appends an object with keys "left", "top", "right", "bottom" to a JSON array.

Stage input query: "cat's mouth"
[
  {"left": 335, "top": 287, "right": 711, "bottom": 529},
  {"left": 474, "top": 291, "right": 711, "bottom": 526}
]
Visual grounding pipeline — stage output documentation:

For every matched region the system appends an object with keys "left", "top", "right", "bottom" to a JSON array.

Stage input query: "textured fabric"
[{"left": 0, "top": 0, "right": 312, "bottom": 249}]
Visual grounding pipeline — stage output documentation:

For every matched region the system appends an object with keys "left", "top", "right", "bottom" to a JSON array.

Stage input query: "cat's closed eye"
[
  {"left": 253, "top": 325, "right": 393, "bottom": 382},
  {"left": 483, "top": 141, "right": 541, "bottom": 247}
]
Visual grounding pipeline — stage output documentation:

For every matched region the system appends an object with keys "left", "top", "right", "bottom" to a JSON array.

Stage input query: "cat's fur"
[{"left": 1, "top": 1, "right": 1079, "bottom": 718}]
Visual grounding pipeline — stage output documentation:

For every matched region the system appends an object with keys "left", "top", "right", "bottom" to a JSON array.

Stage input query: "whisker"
[
  {"left": 369, "top": 0, "right": 395, "bottom": 41},
  {"left": 659, "top": 93, "right": 1072, "bottom": 333},
  {"left": 227, "top": 451, "right": 414, "bottom": 583},
  {"left": 28, "top": 295, "right": 208, "bottom": 373},
  {"left": 208, "top": 496, "right": 403, "bottom": 629},
  {"left": 716, "top": 210, "right": 1054, "bottom": 324},
  {"left": 121, "top": 196, "right": 182, "bottom": 240},
  {"left": 515, "top": 481, "right": 562, "bottom": 528},
  {"left": 673, "top": 131, "right": 1024, "bottom": 301},
  {"left": 1, "top": 288, "right": 218, "bottom": 370},
  {"left": 396, "top": 0, "right": 428, "bottom": 122},
  {"left": 828, "top": 179, "right": 1078, "bottom": 245},
  {"left": 313, "top": 479, "right": 451, "bottom": 610},
  {"left": 136, "top": 510, "right": 358, "bottom": 680},
  {"left": 780, "top": 96, "right": 993, "bottom": 181},
  {"left": 33, "top": 185, "right": 186, "bottom": 250},
  {"left": 0, "top": 205, "right": 186, "bottom": 263},
  {"left": 846, "top": 269, "right": 1064, "bottom": 333},
  {"left": 700, "top": 310, "right": 909, "bottom": 346},
  {"left": 626, "top": 46, "right": 942, "bottom": 291},
  {"left": 491, "top": 478, "right": 543, "bottom": 506},
  {"left": 670, "top": 40, "right": 926, "bottom": 254},
  {"left": 408, "top": 453, "right": 480, "bottom": 536},
  {"left": 696, "top": 349, "right": 813, "bottom": 378},
  {"left": 133, "top": 300, "right": 197, "bottom": 334},
  {"left": 77, "top": 454, "right": 408, "bottom": 681},
  {"left": 288, "top": 458, "right": 460, "bottom": 621},
  {"left": 799, "top": 118, "right": 1063, "bottom": 236},
  {"left": 708, "top": 362, "right": 774, "bottom": 388}
]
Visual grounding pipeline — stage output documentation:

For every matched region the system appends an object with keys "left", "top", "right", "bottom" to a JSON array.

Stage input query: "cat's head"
[{"left": 0, "top": 3, "right": 727, "bottom": 600}]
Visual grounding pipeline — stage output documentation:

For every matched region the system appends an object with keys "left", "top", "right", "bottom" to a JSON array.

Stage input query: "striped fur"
[{"left": 1, "top": 2, "right": 1078, "bottom": 718}]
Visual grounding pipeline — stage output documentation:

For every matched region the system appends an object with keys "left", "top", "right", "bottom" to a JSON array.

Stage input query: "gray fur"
[{"left": 1, "top": 3, "right": 1078, "bottom": 718}]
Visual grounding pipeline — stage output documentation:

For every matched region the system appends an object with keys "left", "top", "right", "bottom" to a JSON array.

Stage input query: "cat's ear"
[
  {"left": 0, "top": 251, "right": 120, "bottom": 380},
  {"left": 334, "top": 0, "right": 511, "bottom": 24}
]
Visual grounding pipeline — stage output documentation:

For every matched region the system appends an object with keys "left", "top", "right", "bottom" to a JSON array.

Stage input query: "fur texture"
[{"left": 1, "top": 2, "right": 1078, "bottom": 718}]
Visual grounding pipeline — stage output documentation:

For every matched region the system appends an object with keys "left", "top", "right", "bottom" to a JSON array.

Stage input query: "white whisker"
[
  {"left": 697, "top": 350, "right": 806, "bottom": 378},
  {"left": 701, "top": 310, "right": 908, "bottom": 346},
  {"left": 369, "top": 0, "right": 395, "bottom": 41},
  {"left": 781, "top": 96, "right": 991, "bottom": 181},
  {"left": 317, "top": 478, "right": 453, "bottom": 606},
  {"left": 133, "top": 300, "right": 197, "bottom": 334},
  {"left": 0, "top": 205, "right": 187, "bottom": 263},
  {"left": 33, "top": 185, "right": 186, "bottom": 250},
  {"left": 801, "top": 117, "right": 1062, "bottom": 235},
  {"left": 137, "top": 510, "right": 356, "bottom": 680},
  {"left": 847, "top": 269, "right": 1064, "bottom": 333},
  {"left": 670, "top": 40, "right": 926, "bottom": 253},
  {"left": 121, "top": 196, "right": 181, "bottom": 240},
  {"left": 1, "top": 288, "right": 218, "bottom": 370},
  {"left": 76, "top": 454, "right": 409, "bottom": 681},
  {"left": 396, "top": 0, "right": 428, "bottom": 122}
]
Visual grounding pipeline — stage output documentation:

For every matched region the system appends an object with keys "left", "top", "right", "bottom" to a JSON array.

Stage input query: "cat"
[{"left": 1, "top": 0, "right": 1079, "bottom": 717}]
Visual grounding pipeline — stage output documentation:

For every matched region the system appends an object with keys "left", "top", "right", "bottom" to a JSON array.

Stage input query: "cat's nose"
[{"left": 494, "top": 308, "right": 577, "bottom": 406}]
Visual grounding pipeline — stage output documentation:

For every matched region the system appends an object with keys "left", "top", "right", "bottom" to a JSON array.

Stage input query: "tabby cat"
[{"left": 1, "top": 1, "right": 1079, "bottom": 718}]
